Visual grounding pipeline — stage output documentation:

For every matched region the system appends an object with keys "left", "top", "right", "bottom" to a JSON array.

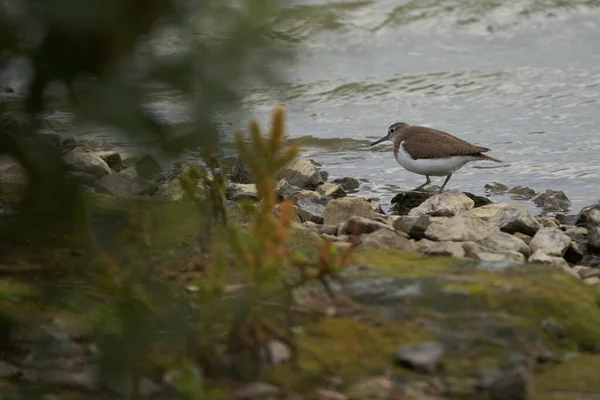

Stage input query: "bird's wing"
[{"left": 401, "top": 126, "right": 490, "bottom": 160}]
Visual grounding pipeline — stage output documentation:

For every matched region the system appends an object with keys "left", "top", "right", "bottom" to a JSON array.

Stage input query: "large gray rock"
[
  {"left": 62, "top": 147, "right": 112, "bottom": 178},
  {"left": 323, "top": 197, "right": 375, "bottom": 226},
  {"left": 495, "top": 204, "right": 541, "bottom": 236},
  {"left": 296, "top": 199, "right": 325, "bottom": 224},
  {"left": 424, "top": 216, "right": 500, "bottom": 242},
  {"left": 574, "top": 204, "right": 600, "bottom": 227},
  {"left": 0, "top": 155, "right": 27, "bottom": 184},
  {"left": 477, "top": 232, "right": 530, "bottom": 257},
  {"left": 275, "top": 179, "right": 299, "bottom": 200},
  {"left": 408, "top": 190, "right": 474, "bottom": 217},
  {"left": 395, "top": 342, "right": 444, "bottom": 373},
  {"left": 275, "top": 158, "right": 324, "bottom": 189},
  {"left": 529, "top": 251, "right": 575, "bottom": 278},
  {"left": 476, "top": 251, "right": 526, "bottom": 265},
  {"left": 317, "top": 183, "right": 346, "bottom": 199},
  {"left": 530, "top": 227, "right": 571, "bottom": 257},
  {"left": 416, "top": 239, "right": 465, "bottom": 258},
  {"left": 333, "top": 177, "right": 360, "bottom": 191},
  {"left": 507, "top": 186, "right": 536, "bottom": 200},
  {"left": 360, "top": 229, "right": 414, "bottom": 251},
  {"left": 531, "top": 189, "right": 571, "bottom": 212},
  {"left": 337, "top": 216, "right": 389, "bottom": 236},
  {"left": 391, "top": 215, "right": 433, "bottom": 240},
  {"left": 135, "top": 154, "right": 163, "bottom": 180},
  {"left": 564, "top": 227, "right": 588, "bottom": 264},
  {"left": 227, "top": 183, "right": 259, "bottom": 202},
  {"left": 93, "top": 174, "right": 158, "bottom": 197},
  {"left": 291, "top": 190, "right": 321, "bottom": 201}
]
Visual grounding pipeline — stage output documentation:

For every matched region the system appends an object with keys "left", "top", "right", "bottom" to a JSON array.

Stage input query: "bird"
[{"left": 370, "top": 122, "right": 501, "bottom": 193}]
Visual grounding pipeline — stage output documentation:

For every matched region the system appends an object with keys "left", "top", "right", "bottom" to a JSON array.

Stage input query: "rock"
[
  {"left": 464, "top": 203, "right": 509, "bottom": 220},
  {"left": 536, "top": 217, "right": 559, "bottom": 228},
  {"left": 232, "top": 382, "right": 282, "bottom": 400},
  {"left": 0, "top": 155, "right": 27, "bottom": 185},
  {"left": 292, "top": 190, "right": 321, "bottom": 201},
  {"left": 574, "top": 203, "right": 600, "bottom": 227},
  {"left": 485, "top": 182, "right": 509, "bottom": 194},
  {"left": 37, "top": 130, "right": 61, "bottom": 147},
  {"left": 93, "top": 174, "right": 158, "bottom": 197},
  {"left": 338, "top": 216, "right": 389, "bottom": 236},
  {"left": 476, "top": 367, "right": 529, "bottom": 400},
  {"left": 303, "top": 222, "right": 337, "bottom": 236},
  {"left": 345, "top": 377, "right": 395, "bottom": 400},
  {"left": 313, "top": 389, "right": 348, "bottom": 400},
  {"left": 323, "top": 197, "right": 375, "bottom": 226},
  {"left": 317, "top": 183, "right": 346, "bottom": 199},
  {"left": 333, "top": 177, "right": 360, "bottom": 191},
  {"left": 408, "top": 190, "right": 474, "bottom": 217},
  {"left": 360, "top": 229, "right": 414, "bottom": 251},
  {"left": 513, "top": 232, "right": 532, "bottom": 245},
  {"left": 297, "top": 199, "right": 325, "bottom": 224},
  {"left": 156, "top": 179, "right": 188, "bottom": 201},
  {"left": 391, "top": 191, "right": 433, "bottom": 215},
  {"left": 274, "top": 203, "right": 301, "bottom": 223},
  {"left": 260, "top": 340, "right": 292, "bottom": 366},
  {"left": 573, "top": 266, "right": 600, "bottom": 279},
  {"left": 396, "top": 342, "right": 444, "bottom": 373},
  {"left": 530, "top": 227, "right": 571, "bottom": 257},
  {"left": 275, "top": 179, "right": 299, "bottom": 200},
  {"left": 275, "top": 158, "right": 324, "bottom": 189},
  {"left": 477, "top": 232, "right": 530, "bottom": 256},
  {"left": 424, "top": 216, "right": 500, "bottom": 242},
  {"left": 136, "top": 154, "right": 163, "bottom": 180},
  {"left": 578, "top": 254, "right": 600, "bottom": 268},
  {"left": 94, "top": 151, "right": 122, "bottom": 171},
  {"left": 475, "top": 251, "right": 526, "bottom": 265},
  {"left": 80, "top": 137, "right": 115, "bottom": 152},
  {"left": 463, "top": 192, "right": 493, "bottom": 207},
  {"left": 22, "top": 365, "right": 97, "bottom": 391},
  {"left": 528, "top": 250, "right": 573, "bottom": 274},
  {"left": 0, "top": 361, "right": 19, "bottom": 378},
  {"left": 118, "top": 166, "right": 138, "bottom": 179},
  {"left": 62, "top": 137, "right": 78, "bottom": 152},
  {"left": 62, "top": 147, "right": 113, "bottom": 178},
  {"left": 588, "top": 226, "right": 600, "bottom": 254},
  {"left": 227, "top": 183, "right": 259, "bottom": 202},
  {"left": 583, "top": 276, "right": 600, "bottom": 286},
  {"left": 392, "top": 215, "right": 433, "bottom": 240},
  {"left": 319, "top": 170, "right": 329, "bottom": 181},
  {"left": 564, "top": 227, "right": 588, "bottom": 264},
  {"left": 67, "top": 170, "right": 101, "bottom": 186},
  {"left": 367, "top": 199, "right": 384, "bottom": 214},
  {"left": 531, "top": 189, "right": 571, "bottom": 212},
  {"left": 230, "top": 158, "right": 253, "bottom": 183},
  {"left": 507, "top": 186, "right": 536, "bottom": 200},
  {"left": 496, "top": 205, "right": 541, "bottom": 236},
  {"left": 417, "top": 239, "right": 465, "bottom": 258}
]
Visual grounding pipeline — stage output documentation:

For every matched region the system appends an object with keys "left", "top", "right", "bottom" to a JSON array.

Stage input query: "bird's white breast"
[{"left": 395, "top": 141, "right": 477, "bottom": 176}]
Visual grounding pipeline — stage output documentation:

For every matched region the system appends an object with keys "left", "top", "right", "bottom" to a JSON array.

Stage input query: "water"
[{"left": 3, "top": 0, "right": 600, "bottom": 215}]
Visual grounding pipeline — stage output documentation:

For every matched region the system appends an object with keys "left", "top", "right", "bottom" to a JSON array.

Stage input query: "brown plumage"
[{"left": 390, "top": 124, "right": 501, "bottom": 162}]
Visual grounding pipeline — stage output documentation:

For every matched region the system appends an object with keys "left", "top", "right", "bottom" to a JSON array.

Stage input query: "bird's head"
[{"left": 370, "top": 122, "right": 410, "bottom": 146}]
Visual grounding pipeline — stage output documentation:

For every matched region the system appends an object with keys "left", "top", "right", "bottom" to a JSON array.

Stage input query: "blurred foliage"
[{"left": 0, "top": 0, "right": 293, "bottom": 244}]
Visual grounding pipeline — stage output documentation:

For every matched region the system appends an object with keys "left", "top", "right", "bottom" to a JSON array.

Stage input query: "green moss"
[
  {"left": 267, "top": 317, "right": 433, "bottom": 391},
  {"left": 533, "top": 355, "right": 600, "bottom": 399}
]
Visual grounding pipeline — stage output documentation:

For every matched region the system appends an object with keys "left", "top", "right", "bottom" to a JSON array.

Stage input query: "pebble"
[{"left": 396, "top": 342, "right": 445, "bottom": 373}]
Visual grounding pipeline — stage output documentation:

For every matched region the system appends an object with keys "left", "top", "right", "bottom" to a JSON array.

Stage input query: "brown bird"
[{"left": 371, "top": 122, "right": 501, "bottom": 192}]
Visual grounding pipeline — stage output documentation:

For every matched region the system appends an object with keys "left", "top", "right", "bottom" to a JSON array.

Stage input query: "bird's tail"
[{"left": 477, "top": 153, "right": 502, "bottom": 163}]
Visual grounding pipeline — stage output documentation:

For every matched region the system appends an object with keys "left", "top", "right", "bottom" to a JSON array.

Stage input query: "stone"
[
  {"left": 462, "top": 242, "right": 492, "bottom": 258},
  {"left": 488, "top": 367, "right": 529, "bottom": 400},
  {"left": 136, "top": 154, "right": 163, "bottom": 180},
  {"left": 296, "top": 199, "right": 325, "bottom": 224},
  {"left": 496, "top": 204, "right": 541, "bottom": 236},
  {"left": 94, "top": 150, "right": 122, "bottom": 171},
  {"left": 37, "top": 130, "right": 61, "bottom": 147},
  {"left": 535, "top": 217, "right": 559, "bottom": 228},
  {"left": 292, "top": 190, "right": 321, "bottom": 201},
  {"left": 417, "top": 239, "right": 465, "bottom": 258},
  {"left": 513, "top": 232, "right": 532, "bottom": 245},
  {"left": 118, "top": 166, "right": 139, "bottom": 179},
  {"left": 345, "top": 377, "right": 395, "bottom": 400},
  {"left": 360, "top": 229, "right": 414, "bottom": 252},
  {"left": 62, "top": 146, "right": 112, "bottom": 178},
  {"left": 368, "top": 199, "right": 384, "bottom": 214},
  {"left": 531, "top": 189, "right": 571, "bottom": 212},
  {"left": 507, "top": 186, "right": 536, "bottom": 200},
  {"left": 528, "top": 250, "right": 573, "bottom": 274},
  {"left": 337, "top": 216, "right": 389, "bottom": 236},
  {"left": 588, "top": 225, "right": 600, "bottom": 254},
  {"left": 320, "top": 170, "right": 329, "bottom": 181},
  {"left": 323, "top": 197, "right": 375, "bottom": 226},
  {"left": 317, "top": 183, "right": 346, "bottom": 199},
  {"left": 564, "top": 227, "right": 588, "bottom": 264},
  {"left": 62, "top": 137, "right": 78, "bottom": 151},
  {"left": 574, "top": 203, "right": 600, "bottom": 227},
  {"left": 463, "top": 192, "right": 493, "bottom": 207},
  {"left": 227, "top": 183, "right": 259, "bottom": 202},
  {"left": 396, "top": 342, "right": 444, "bottom": 373},
  {"left": 333, "top": 177, "right": 360, "bottom": 191},
  {"left": 424, "top": 216, "right": 500, "bottom": 242},
  {"left": 313, "top": 389, "right": 348, "bottom": 400},
  {"left": 275, "top": 158, "right": 324, "bottom": 189},
  {"left": 477, "top": 232, "right": 530, "bottom": 256},
  {"left": 391, "top": 191, "right": 433, "bottom": 215},
  {"left": 573, "top": 266, "right": 600, "bottom": 279},
  {"left": 0, "top": 155, "right": 27, "bottom": 185},
  {"left": 464, "top": 203, "right": 510, "bottom": 220},
  {"left": 80, "top": 137, "right": 115, "bottom": 152},
  {"left": 230, "top": 158, "right": 253, "bottom": 183},
  {"left": 485, "top": 182, "right": 509, "bottom": 194},
  {"left": 92, "top": 174, "right": 158, "bottom": 197},
  {"left": 530, "top": 227, "right": 571, "bottom": 257},
  {"left": 274, "top": 203, "right": 301, "bottom": 223},
  {"left": 476, "top": 251, "right": 526, "bottom": 265},
  {"left": 260, "top": 340, "right": 292, "bottom": 366},
  {"left": 275, "top": 179, "right": 299, "bottom": 200},
  {"left": 392, "top": 215, "right": 433, "bottom": 240},
  {"left": 408, "top": 190, "right": 474, "bottom": 217},
  {"left": 0, "top": 361, "right": 19, "bottom": 378},
  {"left": 232, "top": 382, "right": 281, "bottom": 400}
]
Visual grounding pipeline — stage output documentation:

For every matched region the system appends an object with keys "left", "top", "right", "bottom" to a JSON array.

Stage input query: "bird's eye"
[{"left": 388, "top": 128, "right": 394, "bottom": 134}]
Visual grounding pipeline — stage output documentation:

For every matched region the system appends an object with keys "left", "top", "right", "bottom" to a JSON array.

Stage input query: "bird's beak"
[{"left": 370, "top": 136, "right": 388, "bottom": 146}]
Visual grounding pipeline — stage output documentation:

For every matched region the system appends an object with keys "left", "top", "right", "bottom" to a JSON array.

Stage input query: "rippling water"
[{"left": 4, "top": 0, "right": 600, "bottom": 215}]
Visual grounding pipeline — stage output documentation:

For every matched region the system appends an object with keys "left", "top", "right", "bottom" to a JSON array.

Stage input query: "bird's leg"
[
  {"left": 412, "top": 175, "right": 431, "bottom": 191},
  {"left": 439, "top": 174, "right": 453, "bottom": 193}
]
